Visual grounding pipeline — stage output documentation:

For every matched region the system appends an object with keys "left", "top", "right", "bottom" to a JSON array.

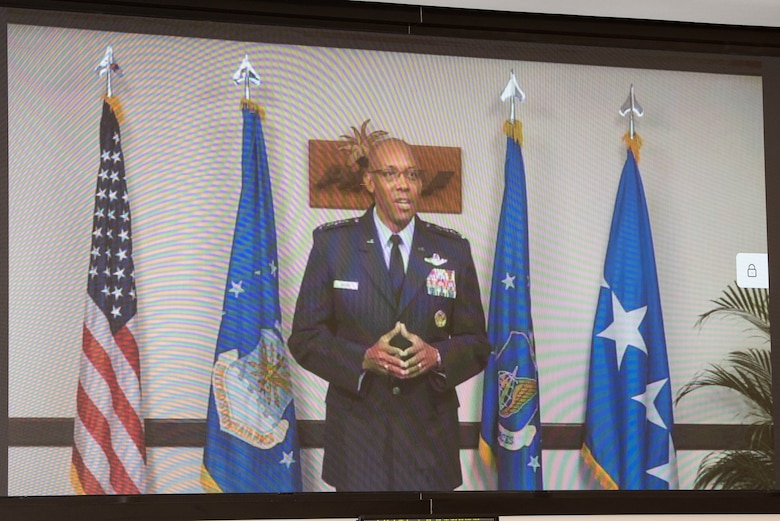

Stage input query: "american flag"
[{"left": 71, "top": 98, "right": 147, "bottom": 494}]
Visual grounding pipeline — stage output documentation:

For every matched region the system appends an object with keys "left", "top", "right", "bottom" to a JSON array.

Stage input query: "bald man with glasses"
[{"left": 289, "top": 137, "right": 490, "bottom": 491}]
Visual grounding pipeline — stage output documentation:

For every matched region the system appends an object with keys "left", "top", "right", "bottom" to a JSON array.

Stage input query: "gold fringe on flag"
[
  {"left": 70, "top": 463, "right": 86, "bottom": 495},
  {"left": 478, "top": 436, "right": 497, "bottom": 470},
  {"left": 241, "top": 98, "right": 265, "bottom": 119},
  {"left": 622, "top": 132, "right": 643, "bottom": 163},
  {"left": 503, "top": 119, "right": 523, "bottom": 147},
  {"left": 580, "top": 443, "right": 619, "bottom": 490},
  {"left": 200, "top": 464, "right": 223, "bottom": 493},
  {"left": 103, "top": 94, "right": 124, "bottom": 126}
]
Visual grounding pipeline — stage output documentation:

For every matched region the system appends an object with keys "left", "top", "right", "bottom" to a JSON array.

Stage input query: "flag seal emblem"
[
  {"left": 212, "top": 329, "right": 292, "bottom": 449},
  {"left": 498, "top": 365, "right": 538, "bottom": 419}
]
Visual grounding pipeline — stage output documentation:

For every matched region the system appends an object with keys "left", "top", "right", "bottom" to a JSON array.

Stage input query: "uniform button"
[{"left": 392, "top": 386, "right": 401, "bottom": 395}]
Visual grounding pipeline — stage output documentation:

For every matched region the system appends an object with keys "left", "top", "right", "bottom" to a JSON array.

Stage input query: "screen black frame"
[{"left": 2, "top": 0, "right": 780, "bottom": 518}]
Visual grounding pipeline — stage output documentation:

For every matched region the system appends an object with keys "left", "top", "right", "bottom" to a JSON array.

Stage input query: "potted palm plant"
[{"left": 675, "top": 283, "right": 774, "bottom": 489}]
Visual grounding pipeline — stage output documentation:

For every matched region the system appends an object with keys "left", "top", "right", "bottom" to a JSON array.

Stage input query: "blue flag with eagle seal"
[
  {"left": 582, "top": 143, "right": 677, "bottom": 490},
  {"left": 479, "top": 120, "right": 543, "bottom": 490},
  {"left": 201, "top": 100, "right": 302, "bottom": 492}
]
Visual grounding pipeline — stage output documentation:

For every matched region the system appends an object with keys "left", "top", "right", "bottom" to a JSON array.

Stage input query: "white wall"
[
  {"left": 7, "top": 22, "right": 767, "bottom": 493},
  {"left": 361, "top": 0, "right": 780, "bottom": 27}
]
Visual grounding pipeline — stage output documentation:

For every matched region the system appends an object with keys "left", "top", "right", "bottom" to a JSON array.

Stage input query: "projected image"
[{"left": 7, "top": 22, "right": 769, "bottom": 494}]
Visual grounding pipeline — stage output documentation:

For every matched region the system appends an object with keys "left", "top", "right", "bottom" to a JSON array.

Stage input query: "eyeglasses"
[{"left": 369, "top": 167, "right": 423, "bottom": 182}]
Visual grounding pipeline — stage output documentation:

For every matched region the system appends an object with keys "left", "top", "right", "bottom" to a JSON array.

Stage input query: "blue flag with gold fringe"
[
  {"left": 479, "top": 120, "right": 543, "bottom": 490},
  {"left": 582, "top": 141, "right": 677, "bottom": 490},
  {"left": 201, "top": 100, "right": 302, "bottom": 492}
]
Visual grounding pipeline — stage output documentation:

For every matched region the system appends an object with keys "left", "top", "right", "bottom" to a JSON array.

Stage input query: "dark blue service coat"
[{"left": 288, "top": 208, "right": 490, "bottom": 491}]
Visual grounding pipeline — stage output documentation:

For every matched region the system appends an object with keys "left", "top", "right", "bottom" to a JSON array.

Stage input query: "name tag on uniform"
[
  {"left": 334, "top": 280, "right": 359, "bottom": 291},
  {"left": 426, "top": 268, "right": 456, "bottom": 299}
]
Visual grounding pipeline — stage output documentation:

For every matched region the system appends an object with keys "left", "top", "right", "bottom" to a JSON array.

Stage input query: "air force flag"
[
  {"left": 201, "top": 99, "right": 302, "bottom": 493},
  {"left": 480, "top": 120, "right": 543, "bottom": 490}
]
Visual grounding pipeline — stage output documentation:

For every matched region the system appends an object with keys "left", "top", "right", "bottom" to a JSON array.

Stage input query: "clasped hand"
[{"left": 362, "top": 322, "right": 439, "bottom": 379}]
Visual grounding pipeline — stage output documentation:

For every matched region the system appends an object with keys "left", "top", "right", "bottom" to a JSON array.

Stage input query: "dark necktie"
[{"left": 389, "top": 234, "right": 404, "bottom": 304}]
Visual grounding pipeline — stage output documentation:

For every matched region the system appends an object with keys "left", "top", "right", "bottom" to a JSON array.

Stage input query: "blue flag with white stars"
[
  {"left": 479, "top": 122, "right": 543, "bottom": 490},
  {"left": 582, "top": 145, "right": 677, "bottom": 490},
  {"left": 201, "top": 101, "right": 302, "bottom": 493}
]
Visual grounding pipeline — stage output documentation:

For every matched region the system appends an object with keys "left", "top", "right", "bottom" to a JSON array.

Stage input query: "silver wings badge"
[{"left": 424, "top": 253, "right": 448, "bottom": 266}]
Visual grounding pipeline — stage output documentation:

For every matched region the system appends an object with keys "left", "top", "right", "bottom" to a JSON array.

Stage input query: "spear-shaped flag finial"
[
  {"left": 232, "top": 54, "right": 261, "bottom": 101},
  {"left": 96, "top": 45, "right": 122, "bottom": 98},
  {"left": 619, "top": 84, "right": 644, "bottom": 140},
  {"left": 500, "top": 70, "right": 526, "bottom": 123}
]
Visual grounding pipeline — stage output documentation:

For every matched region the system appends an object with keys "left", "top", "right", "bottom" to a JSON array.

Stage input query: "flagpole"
[
  {"left": 501, "top": 70, "right": 525, "bottom": 123},
  {"left": 72, "top": 44, "right": 146, "bottom": 495},
  {"left": 201, "top": 54, "right": 302, "bottom": 493},
  {"left": 582, "top": 89, "right": 678, "bottom": 489},
  {"left": 619, "top": 84, "right": 643, "bottom": 139},
  {"left": 620, "top": 84, "right": 644, "bottom": 160},
  {"left": 233, "top": 53, "right": 261, "bottom": 102},
  {"left": 509, "top": 73, "right": 516, "bottom": 124},
  {"left": 480, "top": 70, "right": 543, "bottom": 490},
  {"left": 96, "top": 45, "right": 122, "bottom": 98},
  {"left": 500, "top": 70, "right": 526, "bottom": 147}
]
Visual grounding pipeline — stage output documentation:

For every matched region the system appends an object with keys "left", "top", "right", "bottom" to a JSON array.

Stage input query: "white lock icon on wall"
[{"left": 736, "top": 253, "right": 768, "bottom": 288}]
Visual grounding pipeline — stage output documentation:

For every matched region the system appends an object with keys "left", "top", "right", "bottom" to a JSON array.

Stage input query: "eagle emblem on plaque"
[{"left": 212, "top": 328, "right": 293, "bottom": 449}]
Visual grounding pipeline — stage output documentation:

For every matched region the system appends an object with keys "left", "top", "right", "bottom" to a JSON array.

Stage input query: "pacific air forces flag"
[
  {"left": 582, "top": 136, "right": 678, "bottom": 490},
  {"left": 201, "top": 99, "right": 302, "bottom": 493},
  {"left": 71, "top": 96, "right": 147, "bottom": 494},
  {"left": 479, "top": 119, "right": 543, "bottom": 490}
]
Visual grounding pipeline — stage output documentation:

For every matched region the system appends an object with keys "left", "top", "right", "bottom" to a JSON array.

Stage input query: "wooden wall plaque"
[{"left": 308, "top": 139, "right": 462, "bottom": 213}]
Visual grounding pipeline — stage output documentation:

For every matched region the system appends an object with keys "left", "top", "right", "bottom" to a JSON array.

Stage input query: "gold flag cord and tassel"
[
  {"left": 103, "top": 94, "right": 124, "bottom": 125},
  {"left": 241, "top": 98, "right": 265, "bottom": 119},
  {"left": 622, "top": 131, "right": 642, "bottom": 163},
  {"left": 503, "top": 119, "right": 523, "bottom": 147}
]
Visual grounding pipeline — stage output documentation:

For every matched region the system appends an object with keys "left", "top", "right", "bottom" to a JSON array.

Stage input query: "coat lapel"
[
  {"left": 357, "top": 209, "right": 396, "bottom": 308},
  {"left": 396, "top": 222, "right": 431, "bottom": 317}
]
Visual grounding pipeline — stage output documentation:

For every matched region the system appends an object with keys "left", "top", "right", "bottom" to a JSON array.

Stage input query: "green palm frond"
[
  {"left": 675, "top": 348, "right": 772, "bottom": 420},
  {"left": 693, "top": 450, "right": 775, "bottom": 490},
  {"left": 748, "top": 422, "right": 774, "bottom": 452},
  {"left": 678, "top": 282, "right": 773, "bottom": 490},
  {"left": 696, "top": 283, "right": 769, "bottom": 336}
]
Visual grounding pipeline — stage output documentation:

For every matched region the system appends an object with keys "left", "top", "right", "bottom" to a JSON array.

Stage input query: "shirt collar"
[{"left": 372, "top": 207, "right": 415, "bottom": 248}]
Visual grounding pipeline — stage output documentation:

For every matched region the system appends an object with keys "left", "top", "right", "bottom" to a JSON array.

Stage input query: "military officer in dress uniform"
[{"left": 288, "top": 137, "right": 490, "bottom": 491}]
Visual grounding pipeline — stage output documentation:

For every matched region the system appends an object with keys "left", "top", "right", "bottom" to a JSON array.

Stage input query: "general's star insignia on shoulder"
[
  {"left": 315, "top": 217, "right": 360, "bottom": 232},
  {"left": 425, "top": 222, "right": 464, "bottom": 239}
]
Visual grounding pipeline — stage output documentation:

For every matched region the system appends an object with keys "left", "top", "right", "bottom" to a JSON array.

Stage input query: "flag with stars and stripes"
[
  {"left": 479, "top": 120, "right": 543, "bottom": 490},
  {"left": 581, "top": 141, "right": 678, "bottom": 490},
  {"left": 71, "top": 97, "right": 147, "bottom": 494},
  {"left": 200, "top": 99, "right": 302, "bottom": 493}
]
